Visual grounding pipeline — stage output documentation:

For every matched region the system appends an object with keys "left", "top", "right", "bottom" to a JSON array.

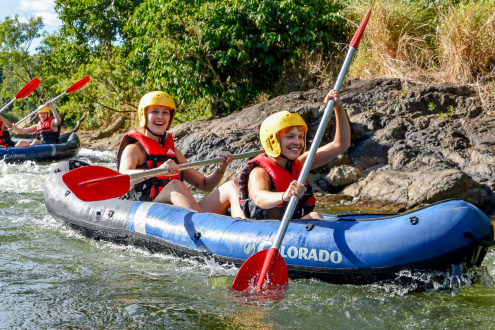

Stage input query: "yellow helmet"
[
  {"left": 259, "top": 110, "right": 307, "bottom": 158},
  {"left": 38, "top": 107, "right": 51, "bottom": 119},
  {"left": 138, "top": 91, "right": 176, "bottom": 130}
]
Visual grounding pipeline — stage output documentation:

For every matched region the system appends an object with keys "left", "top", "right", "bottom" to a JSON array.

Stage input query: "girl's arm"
[
  {"left": 0, "top": 114, "right": 13, "bottom": 129},
  {"left": 247, "top": 167, "right": 306, "bottom": 209},
  {"left": 179, "top": 149, "right": 233, "bottom": 192},
  {"left": 46, "top": 102, "right": 62, "bottom": 127},
  {"left": 10, "top": 124, "right": 37, "bottom": 134},
  {"left": 119, "top": 143, "right": 180, "bottom": 185},
  {"left": 299, "top": 90, "right": 351, "bottom": 169}
]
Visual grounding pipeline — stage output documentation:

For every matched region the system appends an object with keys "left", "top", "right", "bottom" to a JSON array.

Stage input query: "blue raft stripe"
[{"left": 127, "top": 201, "right": 143, "bottom": 232}]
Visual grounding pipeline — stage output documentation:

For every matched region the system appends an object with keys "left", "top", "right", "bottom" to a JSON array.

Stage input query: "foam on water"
[
  {"left": 0, "top": 160, "right": 58, "bottom": 195},
  {"left": 76, "top": 148, "right": 116, "bottom": 165}
]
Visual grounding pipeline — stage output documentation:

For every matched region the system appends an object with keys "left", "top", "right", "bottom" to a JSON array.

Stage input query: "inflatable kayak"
[
  {"left": 44, "top": 160, "right": 495, "bottom": 284},
  {"left": 1, "top": 132, "right": 80, "bottom": 163}
]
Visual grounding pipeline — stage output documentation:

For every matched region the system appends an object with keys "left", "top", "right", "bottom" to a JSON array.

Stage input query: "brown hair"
[{"left": 277, "top": 125, "right": 305, "bottom": 138}]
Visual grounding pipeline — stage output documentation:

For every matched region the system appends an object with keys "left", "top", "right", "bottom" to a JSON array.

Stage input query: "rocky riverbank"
[{"left": 83, "top": 78, "right": 495, "bottom": 215}]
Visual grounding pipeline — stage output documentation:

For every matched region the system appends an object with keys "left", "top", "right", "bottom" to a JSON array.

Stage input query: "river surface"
[{"left": 1, "top": 148, "right": 494, "bottom": 329}]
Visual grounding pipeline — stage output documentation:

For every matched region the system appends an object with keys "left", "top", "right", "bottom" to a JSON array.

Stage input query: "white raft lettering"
[
  {"left": 319, "top": 250, "right": 329, "bottom": 262},
  {"left": 287, "top": 246, "right": 298, "bottom": 258},
  {"left": 245, "top": 242, "right": 342, "bottom": 264},
  {"left": 243, "top": 242, "right": 256, "bottom": 255},
  {"left": 330, "top": 251, "right": 342, "bottom": 264},
  {"left": 308, "top": 248, "right": 318, "bottom": 261},
  {"left": 299, "top": 247, "right": 308, "bottom": 259}
]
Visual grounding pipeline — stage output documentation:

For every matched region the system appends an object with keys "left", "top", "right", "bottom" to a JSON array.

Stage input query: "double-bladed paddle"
[
  {"left": 62, "top": 150, "right": 263, "bottom": 202},
  {"left": 15, "top": 76, "right": 90, "bottom": 126},
  {"left": 0, "top": 78, "right": 41, "bottom": 114},
  {"left": 232, "top": 0, "right": 376, "bottom": 293}
]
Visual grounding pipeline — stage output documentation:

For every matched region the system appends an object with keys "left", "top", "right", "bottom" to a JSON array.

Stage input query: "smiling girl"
[
  {"left": 237, "top": 89, "right": 350, "bottom": 220},
  {"left": 117, "top": 91, "right": 237, "bottom": 213}
]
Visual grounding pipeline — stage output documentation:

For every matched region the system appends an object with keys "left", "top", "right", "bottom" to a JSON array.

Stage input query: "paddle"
[
  {"left": 0, "top": 78, "right": 41, "bottom": 114},
  {"left": 15, "top": 76, "right": 90, "bottom": 126},
  {"left": 62, "top": 150, "right": 263, "bottom": 202},
  {"left": 232, "top": 0, "right": 376, "bottom": 293}
]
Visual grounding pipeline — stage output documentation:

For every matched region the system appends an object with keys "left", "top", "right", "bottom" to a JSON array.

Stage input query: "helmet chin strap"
[
  {"left": 146, "top": 126, "right": 167, "bottom": 145},
  {"left": 279, "top": 154, "right": 294, "bottom": 172}
]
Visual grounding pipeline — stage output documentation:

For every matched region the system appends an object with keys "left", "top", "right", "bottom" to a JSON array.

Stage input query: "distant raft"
[
  {"left": 44, "top": 160, "right": 495, "bottom": 284},
  {"left": 1, "top": 133, "right": 80, "bottom": 163}
]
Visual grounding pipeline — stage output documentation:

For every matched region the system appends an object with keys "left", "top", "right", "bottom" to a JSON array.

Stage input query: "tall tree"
[
  {"left": 0, "top": 15, "right": 43, "bottom": 84},
  {"left": 55, "top": 0, "right": 144, "bottom": 56},
  {"left": 0, "top": 16, "right": 45, "bottom": 114}
]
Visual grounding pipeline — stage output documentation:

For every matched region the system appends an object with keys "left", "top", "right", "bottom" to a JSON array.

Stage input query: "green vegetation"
[
  {"left": 428, "top": 102, "right": 436, "bottom": 112},
  {"left": 446, "top": 105, "right": 456, "bottom": 117},
  {"left": 428, "top": 102, "right": 456, "bottom": 118},
  {"left": 0, "top": 0, "right": 494, "bottom": 131}
]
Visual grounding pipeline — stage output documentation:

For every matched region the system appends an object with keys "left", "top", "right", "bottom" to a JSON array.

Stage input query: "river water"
[{"left": 1, "top": 148, "right": 494, "bottom": 329}]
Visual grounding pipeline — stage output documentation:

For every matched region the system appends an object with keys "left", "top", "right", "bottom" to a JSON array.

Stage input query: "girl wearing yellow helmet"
[
  {"left": 12, "top": 101, "right": 62, "bottom": 147},
  {"left": 117, "top": 91, "right": 238, "bottom": 213},
  {"left": 237, "top": 89, "right": 351, "bottom": 220}
]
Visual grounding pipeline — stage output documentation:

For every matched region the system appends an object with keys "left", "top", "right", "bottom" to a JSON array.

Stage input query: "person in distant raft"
[
  {"left": 116, "top": 91, "right": 241, "bottom": 214},
  {"left": 0, "top": 114, "right": 15, "bottom": 148},
  {"left": 235, "top": 89, "right": 351, "bottom": 220},
  {"left": 11, "top": 101, "right": 62, "bottom": 147}
]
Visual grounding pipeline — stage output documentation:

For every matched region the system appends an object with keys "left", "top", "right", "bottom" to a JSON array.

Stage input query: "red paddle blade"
[
  {"left": 66, "top": 76, "right": 90, "bottom": 93},
  {"left": 62, "top": 165, "right": 130, "bottom": 202},
  {"left": 350, "top": 0, "right": 375, "bottom": 48},
  {"left": 232, "top": 248, "right": 288, "bottom": 292},
  {"left": 16, "top": 78, "right": 40, "bottom": 99}
]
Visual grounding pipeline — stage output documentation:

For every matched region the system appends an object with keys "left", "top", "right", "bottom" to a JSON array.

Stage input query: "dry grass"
[
  {"left": 349, "top": 1, "right": 437, "bottom": 80},
  {"left": 347, "top": 0, "right": 495, "bottom": 89},
  {"left": 437, "top": 0, "right": 495, "bottom": 83}
]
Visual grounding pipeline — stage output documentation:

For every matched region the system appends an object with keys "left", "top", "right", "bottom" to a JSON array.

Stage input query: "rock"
[
  {"left": 325, "top": 165, "right": 361, "bottom": 190},
  {"left": 343, "top": 167, "right": 487, "bottom": 208}
]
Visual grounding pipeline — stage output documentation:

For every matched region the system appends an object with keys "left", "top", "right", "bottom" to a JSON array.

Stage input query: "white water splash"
[
  {"left": 367, "top": 266, "right": 493, "bottom": 297},
  {"left": 76, "top": 148, "right": 117, "bottom": 166}
]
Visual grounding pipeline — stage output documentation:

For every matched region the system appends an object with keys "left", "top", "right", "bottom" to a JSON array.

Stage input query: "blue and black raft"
[
  {"left": 1, "top": 133, "right": 80, "bottom": 163},
  {"left": 43, "top": 160, "right": 494, "bottom": 284}
]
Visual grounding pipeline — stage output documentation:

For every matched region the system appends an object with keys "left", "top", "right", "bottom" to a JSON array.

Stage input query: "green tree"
[
  {"left": 126, "top": 0, "right": 347, "bottom": 115},
  {"left": 0, "top": 15, "right": 43, "bottom": 85},
  {"left": 0, "top": 16, "right": 44, "bottom": 118},
  {"left": 55, "top": 0, "right": 145, "bottom": 56}
]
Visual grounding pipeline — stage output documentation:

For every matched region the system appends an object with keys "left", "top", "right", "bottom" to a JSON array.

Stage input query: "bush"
[{"left": 126, "top": 0, "right": 348, "bottom": 115}]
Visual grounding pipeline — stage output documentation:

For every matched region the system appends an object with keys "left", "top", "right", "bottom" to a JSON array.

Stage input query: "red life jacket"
[
  {"left": 36, "top": 117, "right": 60, "bottom": 144},
  {"left": 0, "top": 120, "right": 14, "bottom": 147},
  {"left": 116, "top": 130, "right": 182, "bottom": 201},
  {"left": 238, "top": 153, "right": 316, "bottom": 220}
]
